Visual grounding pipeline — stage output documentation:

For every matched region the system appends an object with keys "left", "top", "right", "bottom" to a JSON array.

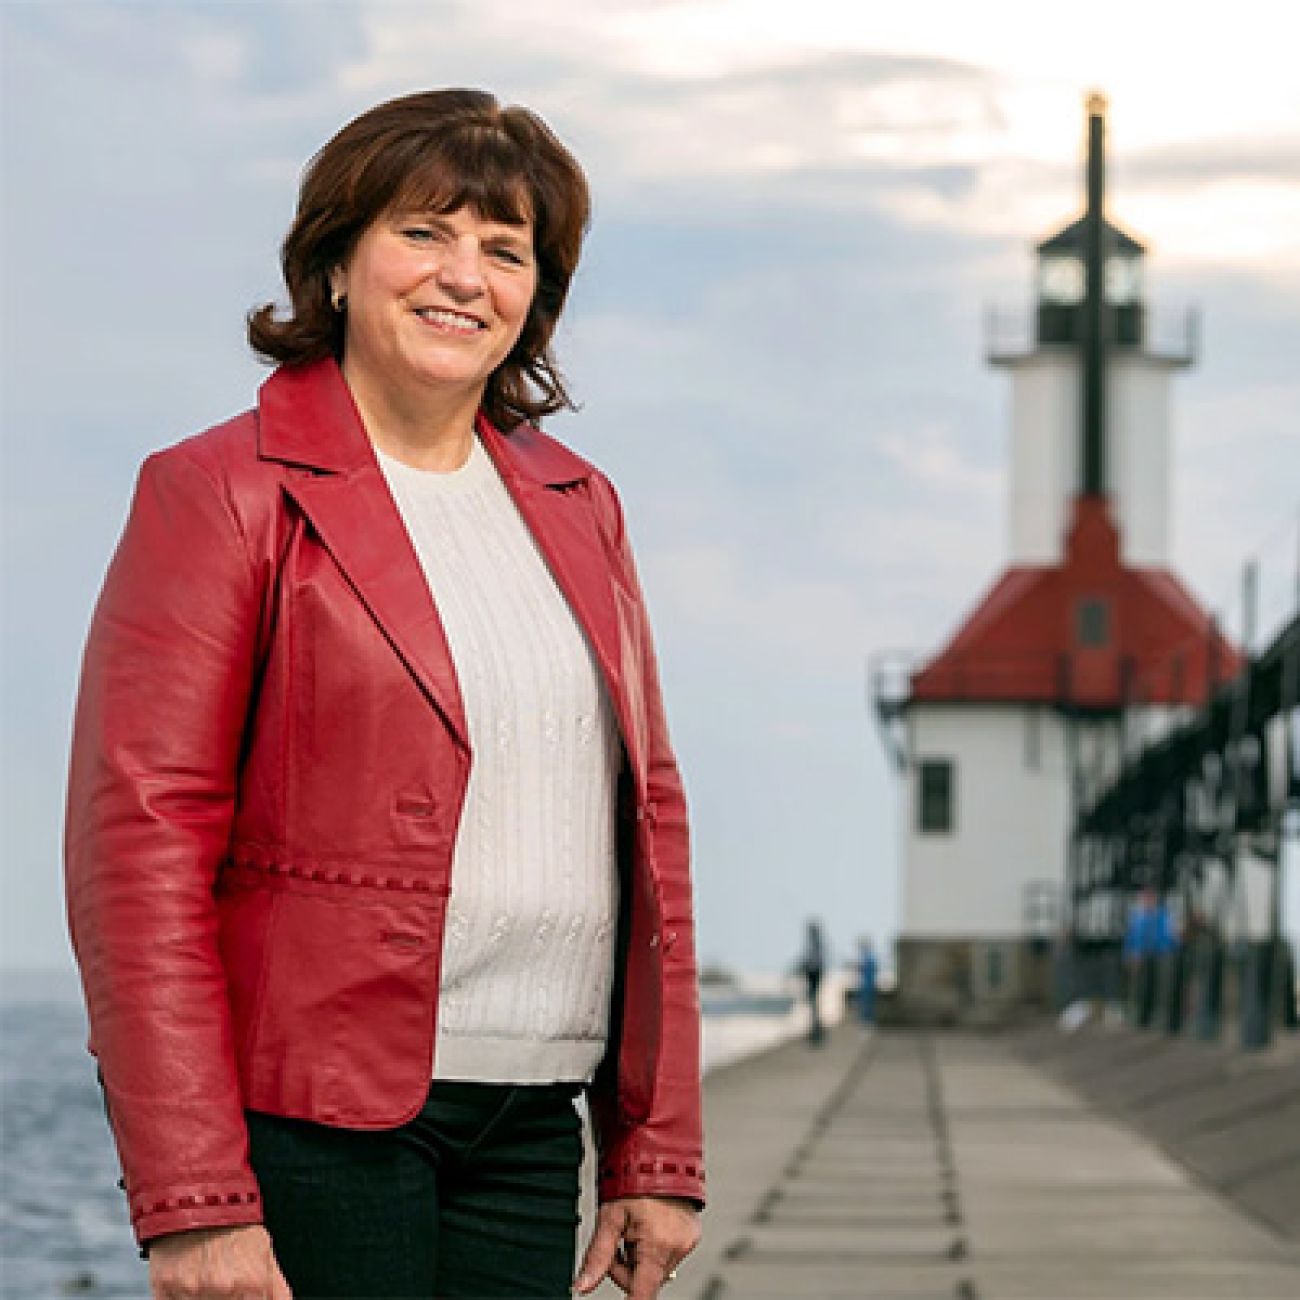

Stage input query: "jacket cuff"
[
  {"left": 129, "top": 1173, "right": 263, "bottom": 1249},
  {"left": 597, "top": 1152, "right": 706, "bottom": 1210}
]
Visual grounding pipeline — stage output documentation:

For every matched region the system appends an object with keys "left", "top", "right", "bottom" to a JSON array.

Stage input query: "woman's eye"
[
  {"left": 402, "top": 226, "right": 439, "bottom": 243},
  {"left": 491, "top": 247, "right": 527, "bottom": 266}
]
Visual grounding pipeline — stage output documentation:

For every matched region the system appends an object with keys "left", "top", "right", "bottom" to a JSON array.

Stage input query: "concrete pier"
[{"left": 654, "top": 1025, "right": 1300, "bottom": 1300}]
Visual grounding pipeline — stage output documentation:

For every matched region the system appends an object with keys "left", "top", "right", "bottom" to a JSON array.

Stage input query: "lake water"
[{"left": 1, "top": 998, "right": 143, "bottom": 1298}]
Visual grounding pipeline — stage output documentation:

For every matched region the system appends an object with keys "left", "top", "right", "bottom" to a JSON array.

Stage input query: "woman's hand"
[
  {"left": 574, "top": 1195, "right": 701, "bottom": 1299},
  {"left": 148, "top": 1224, "right": 292, "bottom": 1299}
]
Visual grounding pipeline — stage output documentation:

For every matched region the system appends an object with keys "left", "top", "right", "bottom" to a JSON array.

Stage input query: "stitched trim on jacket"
[
  {"left": 600, "top": 1159, "right": 704, "bottom": 1181},
  {"left": 131, "top": 1189, "right": 261, "bottom": 1219},
  {"left": 226, "top": 849, "right": 448, "bottom": 893}
]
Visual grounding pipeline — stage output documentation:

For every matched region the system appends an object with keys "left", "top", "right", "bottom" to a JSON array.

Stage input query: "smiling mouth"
[{"left": 414, "top": 307, "right": 486, "bottom": 333}]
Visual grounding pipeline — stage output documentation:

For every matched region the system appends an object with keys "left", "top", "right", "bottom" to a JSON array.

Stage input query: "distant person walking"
[
  {"left": 1124, "top": 887, "right": 1178, "bottom": 1026},
  {"left": 1123, "top": 888, "right": 1178, "bottom": 963},
  {"left": 798, "top": 920, "right": 827, "bottom": 1046},
  {"left": 857, "top": 938, "right": 878, "bottom": 1026}
]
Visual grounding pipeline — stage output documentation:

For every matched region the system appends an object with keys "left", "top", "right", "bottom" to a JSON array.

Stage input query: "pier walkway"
[{"left": 655, "top": 1025, "right": 1300, "bottom": 1300}]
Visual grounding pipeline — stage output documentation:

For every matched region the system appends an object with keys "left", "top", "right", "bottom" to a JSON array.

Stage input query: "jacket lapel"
[
  {"left": 258, "top": 361, "right": 469, "bottom": 750},
  {"left": 478, "top": 418, "right": 628, "bottom": 747},
  {"left": 282, "top": 469, "right": 472, "bottom": 750}
]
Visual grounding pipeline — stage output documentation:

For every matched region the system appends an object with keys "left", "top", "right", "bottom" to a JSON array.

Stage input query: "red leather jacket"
[{"left": 64, "top": 358, "right": 704, "bottom": 1247}]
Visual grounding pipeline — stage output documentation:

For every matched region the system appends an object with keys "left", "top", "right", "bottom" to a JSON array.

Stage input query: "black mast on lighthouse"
[{"left": 1082, "top": 92, "right": 1107, "bottom": 500}]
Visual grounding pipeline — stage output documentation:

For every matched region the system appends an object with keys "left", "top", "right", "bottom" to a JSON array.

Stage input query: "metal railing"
[{"left": 983, "top": 302, "right": 1199, "bottom": 365}]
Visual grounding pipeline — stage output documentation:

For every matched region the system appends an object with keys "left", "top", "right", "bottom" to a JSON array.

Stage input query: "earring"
[{"left": 331, "top": 287, "right": 347, "bottom": 313}]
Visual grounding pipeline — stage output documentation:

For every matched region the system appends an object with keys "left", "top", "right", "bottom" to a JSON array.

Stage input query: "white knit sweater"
[{"left": 375, "top": 435, "right": 621, "bottom": 1084}]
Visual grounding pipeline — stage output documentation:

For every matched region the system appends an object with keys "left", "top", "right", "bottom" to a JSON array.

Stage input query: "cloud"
[
  {"left": 1125, "top": 136, "right": 1300, "bottom": 186},
  {"left": 341, "top": 5, "right": 1300, "bottom": 276}
]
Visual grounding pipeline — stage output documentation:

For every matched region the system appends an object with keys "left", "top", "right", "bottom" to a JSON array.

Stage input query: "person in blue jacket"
[
  {"left": 1123, "top": 887, "right": 1178, "bottom": 1025},
  {"left": 1124, "top": 888, "right": 1178, "bottom": 962},
  {"left": 857, "top": 938, "right": 878, "bottom": 1026}
]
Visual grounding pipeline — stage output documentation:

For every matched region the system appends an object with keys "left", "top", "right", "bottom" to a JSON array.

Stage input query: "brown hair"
[{"left": 248, "top": 88, "right": 590, "bottom": 430}]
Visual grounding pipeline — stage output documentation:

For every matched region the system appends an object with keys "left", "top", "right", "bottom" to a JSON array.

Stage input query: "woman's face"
[{"left": 332, "top": 202, "right": 538, "bottom": 415}]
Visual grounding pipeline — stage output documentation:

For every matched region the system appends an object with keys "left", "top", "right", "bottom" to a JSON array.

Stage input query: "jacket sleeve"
[
  {"left": 64, "top": 446, "right": 266, "bottom": 1247},
  {"left": 586, "top": 470, "right": 705, "bottom": 1209}
]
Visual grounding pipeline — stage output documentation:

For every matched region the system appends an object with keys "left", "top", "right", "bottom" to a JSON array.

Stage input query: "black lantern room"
[{"left": 1036, "top": 216, "right": 1147, "bottom": 348}]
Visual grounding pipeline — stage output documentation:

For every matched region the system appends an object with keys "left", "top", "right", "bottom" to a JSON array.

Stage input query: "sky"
[{"left": 2, "top": 0, "right": 1299, "bottom": 980}]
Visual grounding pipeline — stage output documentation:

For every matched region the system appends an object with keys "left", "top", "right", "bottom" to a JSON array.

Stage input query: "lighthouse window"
[
  {"left": 1077, "top": 598, "right": 1110, "bottom": 647},
  {"left": 918, "top": 759, "right": 954, "bottom": 833}
]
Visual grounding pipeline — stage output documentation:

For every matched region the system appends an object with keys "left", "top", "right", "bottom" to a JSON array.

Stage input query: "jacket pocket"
[{"left": 219, "top": 863, "right": 449, "bottom": 1126}]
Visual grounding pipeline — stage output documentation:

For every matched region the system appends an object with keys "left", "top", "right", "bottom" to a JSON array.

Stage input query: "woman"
[{"left": 64, "top": 88, "right": 703, "bottom": 1300}]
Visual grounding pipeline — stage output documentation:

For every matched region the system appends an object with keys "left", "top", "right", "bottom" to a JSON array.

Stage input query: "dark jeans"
[{"left": 246, "top": 1081, "right": 584, "bottom": 1300}]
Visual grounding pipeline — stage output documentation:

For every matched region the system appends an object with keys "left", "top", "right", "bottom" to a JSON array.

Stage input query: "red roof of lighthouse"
[{"left": 911, "top": 497, "right": 1239, "bottom": 710}]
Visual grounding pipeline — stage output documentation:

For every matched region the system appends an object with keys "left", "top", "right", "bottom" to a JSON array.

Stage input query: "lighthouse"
[{"left": 874, "top": 95, "right": 1239, "bottom": 1023}]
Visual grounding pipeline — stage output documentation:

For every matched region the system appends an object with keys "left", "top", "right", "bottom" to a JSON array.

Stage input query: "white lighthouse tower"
[{"left": 874, "top": 95, "right": 1238, "bottom": 1023}]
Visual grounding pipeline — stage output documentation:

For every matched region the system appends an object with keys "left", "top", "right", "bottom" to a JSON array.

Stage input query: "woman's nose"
[{"left": 436, "top": 237, "right": 485, "bottom": 297}]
